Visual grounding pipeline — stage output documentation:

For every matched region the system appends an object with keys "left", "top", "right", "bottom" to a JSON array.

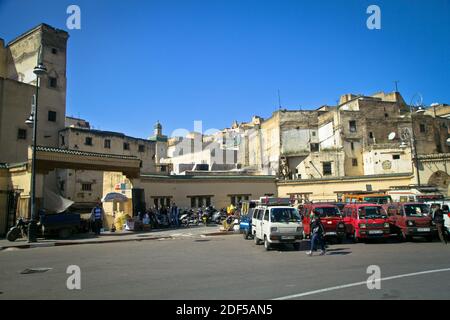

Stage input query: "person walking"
[
  {"left": 171, "top": 203, "right": 178, "bottom": 227},
  {"left": 90, "top": 202, "right": 104, "bottom": 235},
  {"left": 306, "top": 214, "right": 326, "bottom": 256},
  {"left": 433, "top": 204, "right": 448, "bottom": 245}
]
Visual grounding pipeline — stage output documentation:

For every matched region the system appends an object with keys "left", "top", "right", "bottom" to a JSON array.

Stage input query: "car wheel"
[
  {"left": 6, "top": 227, "right": 21, "bottom": 242},
  {"left": 58, "top": 228, "right": 72, "bottom": 239},
  {"left": 264, "top": 236, "right": 271, "bottom": 251}
]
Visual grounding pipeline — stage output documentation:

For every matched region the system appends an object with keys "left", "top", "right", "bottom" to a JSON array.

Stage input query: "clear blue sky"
[{"left": 0, "top": 0, "right": 449, "bottom": 139}]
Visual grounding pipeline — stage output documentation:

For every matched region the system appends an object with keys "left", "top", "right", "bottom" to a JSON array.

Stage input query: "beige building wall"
[
  {"left": 363, "top": 147, "right": 412, "bottom": 175},
  {"left": 278, "top": 173, "right": 414, "bottom": 202},
  {"left": 6, "top": 24, "right": 68, "bottom": 149},
  {"left": 0, "top": 167, "right": 9, "bottom": 235},
  {"left": 0, "top": 79, "right": 36, "bottom": 163},
  {"left": 103, "top": 172, "right": 277, "bottom": 214},
  {"left": 57, "top": 128, "right": 157, "bottom": 205}
]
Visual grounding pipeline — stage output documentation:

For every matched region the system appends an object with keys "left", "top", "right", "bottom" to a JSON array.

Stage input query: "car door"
[
  {"left": 262, "top": 209, "right": 270, "bottom": 239},
  {"left": 343, "top": 207, "right": 352, "bottom": 234},
  {"left": 257, "top": 209, "right": 264, "bottom": 239},
  {"left": 251, "top": 209, "right": 259, "bottom": 233},
  {"left": 386, "top": 205, "right": 398, "bottom": 233}
]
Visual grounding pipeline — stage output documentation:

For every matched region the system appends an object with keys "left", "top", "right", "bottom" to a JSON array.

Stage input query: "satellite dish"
[{"left": 388, "top": 132, "right": 396, "bottom": 141}]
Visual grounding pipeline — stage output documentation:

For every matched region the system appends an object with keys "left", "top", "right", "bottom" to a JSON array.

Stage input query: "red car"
[
  {"left": 300, "top": 203, "right": 346, "bottom": 243},
  {"left": 383, "top": 202, "right": 436, "bottom": 242},
  {"left": 342, "top": 203, "right": 390, "bottom": 242}
]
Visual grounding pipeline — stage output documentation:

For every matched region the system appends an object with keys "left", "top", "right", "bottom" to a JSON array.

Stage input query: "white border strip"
[{"left": 273, "top": 268, "right": 450, "bottom": 300}]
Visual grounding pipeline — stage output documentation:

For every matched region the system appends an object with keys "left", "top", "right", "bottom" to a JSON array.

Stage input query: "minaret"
[{"left": 154, "top": 120, "right": 162, "bottom": 137}]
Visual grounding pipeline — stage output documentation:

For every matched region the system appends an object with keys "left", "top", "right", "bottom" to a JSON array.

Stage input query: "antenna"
[
  {"left": 394, "top": 80, "right": 400, "bottom": 93},
  {"left": 278, "top": 90, "right": 282, "bottom": 110}
]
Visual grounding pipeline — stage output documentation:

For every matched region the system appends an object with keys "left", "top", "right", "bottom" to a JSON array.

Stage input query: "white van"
[{"left": 253, "top": 204, "right": 303, "bottom": 251}]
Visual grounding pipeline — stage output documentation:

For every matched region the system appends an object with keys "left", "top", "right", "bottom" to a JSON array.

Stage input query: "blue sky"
[{"left": 0, "top": 0, "right": 449, "bottom": 138}]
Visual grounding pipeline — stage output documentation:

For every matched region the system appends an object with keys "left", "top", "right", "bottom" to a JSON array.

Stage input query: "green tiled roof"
[
  {"left": 36, "top": 146, "right": 140, "bottom": 160},
  {"left": 140, "top": 173, "right": 276, "bottom": 180},
  {"left": 149, "top": 135, "right": 168, "bottom": 142}
]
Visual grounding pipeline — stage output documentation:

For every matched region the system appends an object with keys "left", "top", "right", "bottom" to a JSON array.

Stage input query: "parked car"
[
  {"left": 253, "top": 198, "right": 303, "bottom": 251},
  {"left": 383, "top": 202, "right": 436, "bottom": 241},
  {"left": 342, "top": 203, "right": 390, "bottom": 242},
  {"left": 300, "top": 203, "right": 345, "bottom": 243}
]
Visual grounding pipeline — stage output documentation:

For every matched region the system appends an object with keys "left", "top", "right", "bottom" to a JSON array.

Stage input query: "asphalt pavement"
[{"left": 0, "top": 234, "right": 449, "bottom": 300}]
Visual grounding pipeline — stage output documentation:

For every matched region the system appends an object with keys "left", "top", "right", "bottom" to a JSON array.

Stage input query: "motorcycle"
[
  {"left": 212, "top": 210, "right": 227, "bottom": 224},
  {"left": 6, "top": 218, "right": 29, "bottom": 242}
]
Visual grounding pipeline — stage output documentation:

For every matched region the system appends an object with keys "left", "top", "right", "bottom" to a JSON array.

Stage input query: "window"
[
  {"left": 385, "top": 113, "right": 389, "bottom": 118},
  {"left": 264, "top": 210, "right": 269, "bottom": 221},
  {"left": 51, "top": 48, "right": 58, "bottom": 54},
  {"left": 393, "top": 154, "right": 400, "bottom": 160},
  {"left": 59, "top": 181, "right": 65, "bottom": 192},
  {"left": 352, "top": 158, "right": 358, "bottom": 166},
  {"left": 61, "top": 135, "right": 65, "bottom": 146},
  {"left": 123, "top": 142, "right": 130, "bottom": 150},
  {"left": 420, "top": 124, "right": 426, "bottom": 133},
  {"left": 104, "top": 139, "right": 111, "bottom": 149},
  {"left": 85, "top": 137, "right": 93, "bottom": 146},
  {"left": 49, "top": 77, "right": 57, "bottom": 88},
  {"left": 82, "top": 183, "right": 92, "bottom": 191},
  {"left": 369, "top": 132, "right": 374, "bottom": 139},
  {"left": 48, "top": 111, "right": 57, "bottom": 122},
  {"left": 312, "top": 131, "right": 316, "bottom": 137},
  {"left": 323, "top": 162, "right": 332, "bottom": 176},
  {"left": 350, "top": 142, "right": 354, "bottom": 150},
  {"left": 17, "top": 129, "right": 27, "bottom": 140},
  {"left": 160, "top": 166, "right": 167, "bottom": 172},
  {"left": 210, "top": 148, "right": 216, "bottom": 157},
  {"left": 349, "top": 120, "right": 357, "bottom": 132},
  {"left": 310, "top": 143, "right": 319, "bottom": 152},
  {"left": 138, "top": 145, "right": 145, "bottom": 152}
]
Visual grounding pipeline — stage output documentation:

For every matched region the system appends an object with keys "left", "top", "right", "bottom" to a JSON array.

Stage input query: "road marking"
[{"left": 273, "top": 268, "right": 450, "bottom": 300}]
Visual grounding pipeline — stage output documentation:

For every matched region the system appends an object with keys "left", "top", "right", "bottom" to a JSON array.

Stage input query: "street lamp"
[
  {"left": 25, "top": 60, "right": 47, "bottom": 243},
  {"left": 408, "top": 95, "right": 426, "bottom": 187}
]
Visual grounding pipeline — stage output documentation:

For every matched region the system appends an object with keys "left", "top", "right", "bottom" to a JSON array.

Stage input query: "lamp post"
[
  {"left": 407, "top": 96, "right": 426, "bottom": 187},
  {"left": 25, "top": 60, "right": 47, "bottom": 243}
]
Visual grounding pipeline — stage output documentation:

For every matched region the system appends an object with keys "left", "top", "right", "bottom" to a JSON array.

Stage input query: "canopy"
[
  {"left": 101, "top": 192, "right": 129, "bottom": 203},
  {"left": 43, "top": 189, "right": 74, "bottom": 214}
]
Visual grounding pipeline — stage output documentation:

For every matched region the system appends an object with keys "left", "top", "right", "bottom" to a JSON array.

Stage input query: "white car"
[{"left": 253, "top": 205, "right": 303, "bottom": 251}]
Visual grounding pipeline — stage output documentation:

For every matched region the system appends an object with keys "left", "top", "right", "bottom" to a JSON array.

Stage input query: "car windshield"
[
  {"left": 271, "top": 208, "right": 301, "bottom": 223},
  {"left": 313, "top": 207, "right": 340, "bottom": 217},
  {"left": 358, "top": 206, "right": 385, "bottom": 219},
  {"left": 363, "top": 196, "right": 391, "bottom": 204},
  {"left": 404, "top": 204, "right": 429, "bottom": 217}
]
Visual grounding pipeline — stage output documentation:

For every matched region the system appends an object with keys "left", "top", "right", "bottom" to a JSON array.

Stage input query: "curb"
[{"left": 0, "top": 231, "right": 237, "bottom": 251}]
